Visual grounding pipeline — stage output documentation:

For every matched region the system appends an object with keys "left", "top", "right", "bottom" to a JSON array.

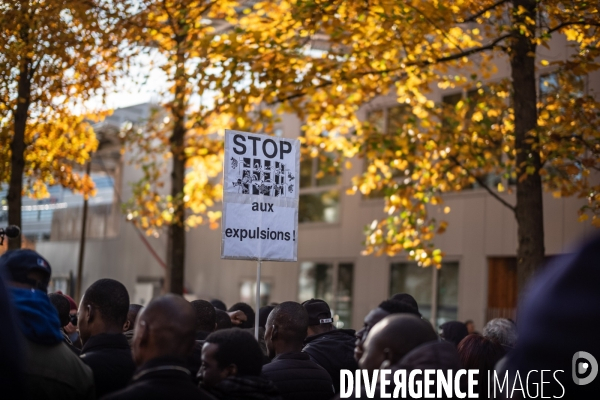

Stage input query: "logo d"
[{"left": 572, "top": 351, "right": 598, "bottom": 385}]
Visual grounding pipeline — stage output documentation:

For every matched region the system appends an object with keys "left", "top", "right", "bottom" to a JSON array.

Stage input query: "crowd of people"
[{"left": 0, "top": 232, "right": 599, "bottom": 399}]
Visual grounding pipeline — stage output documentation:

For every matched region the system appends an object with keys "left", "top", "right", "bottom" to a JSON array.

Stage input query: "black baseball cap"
[
  {"left": 302, "top": 298, "right": 333, "bottom": 326},
  {"left": 0, "top": 249, "right": 52, "bottom": 292}
]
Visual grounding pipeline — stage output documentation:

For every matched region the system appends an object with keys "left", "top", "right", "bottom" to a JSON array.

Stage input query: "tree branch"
[
  {"left": 449, "top": 154, "right": 516, "bottom": 213},
  {"left": 459, "top": 0, "right": 510, "bottom": 23},
  {"left": 546, "top": 20, "right": 600, "bottom": 35}
]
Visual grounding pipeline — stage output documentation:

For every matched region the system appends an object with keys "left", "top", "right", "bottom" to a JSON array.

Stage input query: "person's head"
[
  {"left": 215, "top": 309, "right": 233, "bottom": 330},
  {"left": 48, "top": 293, "right": 70, "bottom": 327},
  {"left": 0, "top": 249, "right": 52, "bottom": 292},
  {"left": 390, "top": 293, "right": 420, "bottom": 313},
  {"left": 200, "top": 329, "right": 263, "bottom": 388},
  {"left": 457, "top": 334, "right": 506, "bottom": 371},
  {"left": 210, "top": 299, "right": 227, "bottom": 311},
  {"left": 359, "top": 314, "right": 438, "bottom": 373},
  {"left": 355, "top": 299, "right": 421, "bottom": 361},
  {"left": 440, "top": 321, "right": 469, "bottom": 347},
  {"left": 228, "top": 302, "right": 255, "bottom": 329},
  {"left": 190, "top": 299, "right": 217, "bottom": 334},
  {"left": 465, "top": 319, "right": 475, "bottom": 334},
  {"left": 482, "top": 318, "right": 517, "bottom": 349},
  {"left": 123, "top": 304, "right": 143, "bottom": 332},
  {"left": 258, "top": 305, "right": 275, "bottom": 329},
  {"left": 301, "top": 299, "right": 333, "bottom": 336},
  {"left": 264, "top": 301, "right": 308, "bottom": 359},
  {"left": 131, "top": 294, "right": 196, "bottom": 366},
  {"left": 57, "top": 291, "right": 78, "bottom": 334},
  {"left": 78, "top": 278, "right": 129, "bottom": 344}
]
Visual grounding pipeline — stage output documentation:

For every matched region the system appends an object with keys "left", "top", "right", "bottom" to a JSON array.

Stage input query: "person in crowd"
[
  {"left": 210, "top": 299, "right": 227, "bottom": 311},
  {"left": 259, "top": 305, "right": 275, "bottom": 329},
  {"left": 189, "top": 299, "right": 218, "bottom": 379},
  {"left": 482, "top": 317, "right": 517, "bottom": 351},
  {"left": 354, "top": 299, "right": 420, "bottom": 361},
  {"left": 200, "top": 329, "right": 281, "bottom": 399},
  {"left": 0, "top": 265, "right": 25, "bottom": 398},
  {"left": 352, "top": 314, "right": 460, "bottom": 399},
  {"left": 57, "top": 290, "right": 82, "bottom": 348},
  {"left": 123, "top": 304, "right": 143, "bottom": 346},
  {"left": 457, "top": 334, "right": 505, "bottom": 396},
  {"left": 439, "top": 321, "right": 469, "bottom": 347},
  {"left": 262, "top": 301, "right": 334, "bottom": 400},
  {"left": 0, "top": 249, "right": 95, "bottom": 399},
  {"left": 390, "top": 293, "right": 420, "bottom": 313},
  {"left": 103, "top": 294, "right": 215, "bottom": 400},
  {"left": 191, "top": 299, "right": 217, "bottom": 340},
  {"left": 301, "top": 299, "right": 357, "bottom": 394},
  {"left": 215, "top": 309, "right": 233, "bottom": 330},
  {"left": 464, "top": 319, "right": 477, "bottom": 335},
  {"left": 78, "top": 278, "right": 135, "bottom": 397},
  {"left": 228, "top": 302, "right": 255, "bottom": 330},
  {"left": 505, "top": 233, "right": 600, "bottom": 397},
  {"left": 48, "top": 292, "right": 80, "bottom": 354}
]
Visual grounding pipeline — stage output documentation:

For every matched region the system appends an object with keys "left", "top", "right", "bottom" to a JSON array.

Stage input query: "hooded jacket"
[
  {"left": 303, "top": 329, "right": 358, "bottom": 394},
  {"left": 206, "top": 375, "right": 282, "bottom": 400},
  {"left": 10, "top": 287, "right": 95, "bottom": 400},
  {"left": 261, "top": 351, "right": 334, "bottom": 400}
]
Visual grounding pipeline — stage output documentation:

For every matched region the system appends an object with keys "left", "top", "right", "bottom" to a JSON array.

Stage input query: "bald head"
[
  {"left": 264, "top": 301, "right": 308, "bottom": 358},
  {"left": 132, "top": 294, "right": 197, "bottom": 366},
  {"left": 359, "top": 314, "right": 438, "bottom": 372}
]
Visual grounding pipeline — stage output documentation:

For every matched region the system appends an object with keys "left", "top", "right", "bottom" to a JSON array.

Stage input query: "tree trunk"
[
  {"left": 165, "top": 42, "right": 187, "bottom": 295},
  {"left": 510, "top": 0, "right": 545, "bottom": 292},
  {"left": 7, "top": 62, "right": 32, "bottom": 250}
]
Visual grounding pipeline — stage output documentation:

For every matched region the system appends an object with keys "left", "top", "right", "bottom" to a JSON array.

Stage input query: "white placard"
[{"left": 221, "top": 130, "right": 300, "bottom": 261}]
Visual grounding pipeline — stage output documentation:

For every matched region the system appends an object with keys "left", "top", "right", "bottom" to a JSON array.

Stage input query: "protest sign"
[{"left": 221, "top": 129, "right": 300, "bottom": 262}]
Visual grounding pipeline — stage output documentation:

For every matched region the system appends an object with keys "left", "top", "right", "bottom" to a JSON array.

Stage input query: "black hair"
[
  {"left": 259, "top": 305, "right": 275, "bottom": 329},
  {"left": 378, "top": 299, "right": 421, "bottom": 317},
  {"left": 190, "top": 299, "right": 216, "bottom": 333},
  {"left": 215, "top": 309, "right": 233, "bottom": 330},
  {"left": 210, "top": 299, "right": 227, "bottom": 311},
  {"left": 82, "top": 279, "right": 129, "bottom": 327},
  {"left": 127, "top": 304, "right": 143, "bottom": 326},
  {"left": 228, "top": 302, "right": 255, "bottom": 329},
  {"left": 390, "top": 293, "right": 419, "bottom": 312},
  {"left": 205, "top": 329, "right": 263, "bottom": 376},
  {"left": 48, "top": 293, "right": 70, "bottom": 327},
  {"left": 269, "top": 301, "right": 308, "bottom": 343}
]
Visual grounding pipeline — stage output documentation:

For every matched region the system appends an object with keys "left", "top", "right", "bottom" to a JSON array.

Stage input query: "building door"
[{"left": 487, "top": 257, "right": 517, "bottom": 322}]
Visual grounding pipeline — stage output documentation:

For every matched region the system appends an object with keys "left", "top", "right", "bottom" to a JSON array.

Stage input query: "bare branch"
[
  {"left": 460, "top": 0, "right": 510, "bottom": 23},
  {"left": 546, "top": 20, "right": 600, "bottom": 35},
  {"left": 449, "top": 155, "right": 517, "bottom": 213}
]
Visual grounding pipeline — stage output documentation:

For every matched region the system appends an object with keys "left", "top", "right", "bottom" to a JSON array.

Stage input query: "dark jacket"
[
  {"left": 337, "top": 340, "right": 461, "bottom": 399},
  {"left": 303, "top": 329, "right": 358, "bottom": 394},
  {"left": 206, "top": 375, "right": 282, "bottom": 400},
  {"left": 9, "top": 286, "right": 94, "bottom": 400},
  {"left": 261, "top": 351, "right": 334, "bottom": 400},
  {"left": 102, "top": 356, "right": 215, "bottom": 400},
  {"left": 80, "top": 333, "right": 136, "bottom": 398}
]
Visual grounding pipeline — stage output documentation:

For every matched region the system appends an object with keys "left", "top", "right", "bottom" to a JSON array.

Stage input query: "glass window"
[
  {"left": 335, "top": 263, "right": 354, "bottom": 328},
  {"left": 299, "top": 190, "right": 339, "bottom": 223},
  {"left": 390, "top": 262, "right": 459, "bottom": 327},
  {"left": 298, "top": 262, "right": 334, "bottom": 305},
  {"left": 298, "top": 261, "right": 354, "bottom": 329},
  {"left": 240, "top": 280, "right": 272, "bottom": 307}
]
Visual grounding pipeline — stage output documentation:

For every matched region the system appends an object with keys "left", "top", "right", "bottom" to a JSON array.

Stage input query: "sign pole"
[{"left": 255, "top": 259, "right": 262, "bottom": 340}]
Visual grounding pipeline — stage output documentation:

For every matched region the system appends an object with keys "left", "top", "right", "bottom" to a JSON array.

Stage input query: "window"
[
  {"left": 299, "top": 153, "right": 340, "bottom": 223},
  {"left": 390, "top": 262, "right": 459, "bottom": 328},
  {"left": 298, "top": 261, "right": 354, "bottom": 328},
  {"left": 240, "top": 280, "right": 272, "bottom": 307}
]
